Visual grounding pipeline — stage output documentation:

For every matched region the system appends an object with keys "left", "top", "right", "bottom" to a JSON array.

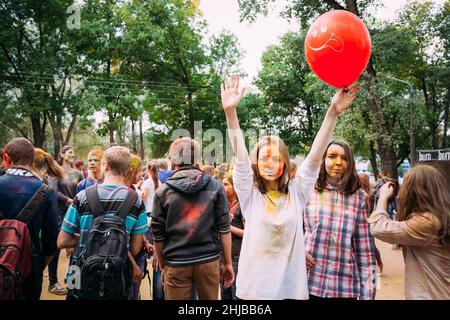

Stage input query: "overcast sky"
[{"left": 198, "top": 0, "right": 444, "bottom": 86}]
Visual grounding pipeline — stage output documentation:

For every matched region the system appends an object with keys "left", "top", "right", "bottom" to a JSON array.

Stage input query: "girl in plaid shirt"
[
  {"left": 304, "top": 140, "right": 377, "bottom": 300},
  {"left": 221, "top": 76, "right": 360, "bottom": 299}
]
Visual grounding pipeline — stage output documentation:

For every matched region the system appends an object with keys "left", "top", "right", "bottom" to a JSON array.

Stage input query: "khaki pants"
[{"left": 164, "top": 259, "right": 220, "bottom": 300}]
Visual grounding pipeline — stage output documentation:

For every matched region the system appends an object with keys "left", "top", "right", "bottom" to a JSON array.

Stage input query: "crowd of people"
[{"left": 0, "top": 77, "right": 449, "bottom": 301}]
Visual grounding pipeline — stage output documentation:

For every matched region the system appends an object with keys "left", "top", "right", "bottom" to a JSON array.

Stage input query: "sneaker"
[{"left": 48, "top": 282, "right": 68, "bottom": 295}]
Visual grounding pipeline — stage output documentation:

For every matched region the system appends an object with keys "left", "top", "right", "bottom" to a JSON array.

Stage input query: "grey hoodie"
[{"left": 151, "top": 166, "right": 230, "bottom": 267}]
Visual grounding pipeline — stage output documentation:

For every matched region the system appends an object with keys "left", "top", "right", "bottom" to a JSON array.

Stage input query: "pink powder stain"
[{"left": 178, "top": 203, "right": 207, "bottom": 238}]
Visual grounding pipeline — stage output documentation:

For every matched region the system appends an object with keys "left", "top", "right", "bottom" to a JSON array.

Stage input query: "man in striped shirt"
[{"left": 57, "top": 146, "right": 149, "bottom": 293}]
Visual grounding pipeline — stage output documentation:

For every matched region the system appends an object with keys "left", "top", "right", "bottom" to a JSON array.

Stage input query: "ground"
[{"left": 40, "top": 239, "right": 404, "bottom": 300}]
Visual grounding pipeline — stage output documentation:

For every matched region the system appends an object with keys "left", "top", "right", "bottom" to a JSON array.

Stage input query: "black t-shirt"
[{"left": 230, "top": 203, "right": 244, "bottom": 258}]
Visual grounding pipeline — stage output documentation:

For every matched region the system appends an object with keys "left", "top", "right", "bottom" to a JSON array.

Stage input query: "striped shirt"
[
  {"left": 62, "top": 184, "right": 149, "bottom": 259},
  {"left": 304, "top": 182, "right": 376, "bottom": 300}
]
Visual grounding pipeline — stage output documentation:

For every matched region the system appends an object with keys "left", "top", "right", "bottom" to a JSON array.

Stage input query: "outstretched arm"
[
  {"left": 221, "top": 76, "right": 247, "bottom": 162},
  {"left": 307, "top": 84, "right": 360, "bottom": 165}
]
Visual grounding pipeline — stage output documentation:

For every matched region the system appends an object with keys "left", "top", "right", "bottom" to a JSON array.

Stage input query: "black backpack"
[{"left": 77, "top": 185, "right": 137, "bottom": 300}]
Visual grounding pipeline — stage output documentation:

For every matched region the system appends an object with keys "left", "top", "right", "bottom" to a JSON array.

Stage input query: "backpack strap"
[
  {"left": 16, "top": 183, "right": 52, "bottom": 224},
  {"left": 85, "top": 184, "right": 104, "bottom": 218},
  {"left": 116, "top": 188, "right": 138, "bottom": 221}
]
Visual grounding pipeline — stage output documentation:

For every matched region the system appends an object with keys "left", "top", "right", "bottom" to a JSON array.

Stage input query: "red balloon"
[{"left": 305, "top": 10, "right": 371, "bottom": 88}]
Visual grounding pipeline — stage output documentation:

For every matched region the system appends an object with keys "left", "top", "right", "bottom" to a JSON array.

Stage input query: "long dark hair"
[
  {"left": 398, "top": 165, "right": 450, "bottom": 246},
  {"left": 148, "top": 161, "right": 160, "bottom": 189},
  {"left": 315, "top": 140, "right": 360, "bottom": 195},
  {"left": 58, "top": 145, "right": 74, "bottom": 167}
]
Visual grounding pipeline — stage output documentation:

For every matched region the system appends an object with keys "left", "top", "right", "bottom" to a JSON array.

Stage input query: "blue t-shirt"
[
  {"left": 0, "top": 168, "right": 59, "bottom": 258},
  {"left": 158, "top": 170, "right": 176, "bottom": 184},
  {"left": 62, "top": 184, "right": 149, "bottom": 259},
  {"left": 76, "top": 176, "right": 104, "bottom": 193}
]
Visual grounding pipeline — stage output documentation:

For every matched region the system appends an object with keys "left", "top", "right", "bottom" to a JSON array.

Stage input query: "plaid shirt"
[{"left": 304, "top": 182, "right": 376, "bottom": 299}]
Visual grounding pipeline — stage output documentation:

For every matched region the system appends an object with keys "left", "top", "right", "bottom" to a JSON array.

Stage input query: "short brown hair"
[
  {"left": 103, "top": 146, "right": 131, "bottom": 177},
  {"left": 315, "top": 140, "right": 360, "bottom": 195},
  {"left": 169, "top": 137, "right": 201, "bottom": 166},
  {"left": 4, "top": 138, "right": 35, "bottom": 166},
  {"left": 250, "top": 135, "right": 291, "bottom": 195}
]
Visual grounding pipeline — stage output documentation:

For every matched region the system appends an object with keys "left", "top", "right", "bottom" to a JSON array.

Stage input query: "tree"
[
  {"left": 237, "top": 0, "right": 449, "bottom": 179},
  {"left": 0, "top": 0, "right": 91, "bottom": 156}
]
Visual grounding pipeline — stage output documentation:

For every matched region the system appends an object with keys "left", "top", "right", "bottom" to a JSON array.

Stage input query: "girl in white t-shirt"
[
  {"left": 142, "top": 161, "right": 160, "bottom": 214},
  {"left": 220, "top": 76, "right": 360, "bottom": 300}
]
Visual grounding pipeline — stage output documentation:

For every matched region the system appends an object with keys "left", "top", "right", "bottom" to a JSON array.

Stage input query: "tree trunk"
[
  {"left": 369, "top": 140, "right": 379, "bottom": 179},
  {"left": 31, "top": 114, "right": 45, "bottom": 148},
  {"left": 365, "top": 62, "right": 399, "bottom": 180},
  {"left": 344, "top": 1, "right": 398, "bottom": 179},
  {"left": 53, "top": 129, "right": 63, "bottom": 159},
  {"left": 131, "top": 119, "right": 137, "bottom": 154},
  {"left": 377, "top": 141, "right": 398, "bottom": 179},
  {"left": 187, "top": 92, "right": 194, "bottom": 138},
  {"left": 65, "top": 115, "right": 77, "bottom": 145},
  {"left": 109, "top": 127, "right": 115, "bottom": 145},
  {"left": 442, "top": 89, "right": 449, "bottom": 149},
  {"left": 47, "top": 113, "right": 63, "bottom": 158},
  {"left": 108, "top": 111, "right": 115, "bottom": 145},
  {"left": 139, "top": 113, "right": 145, "bottom": 159}
]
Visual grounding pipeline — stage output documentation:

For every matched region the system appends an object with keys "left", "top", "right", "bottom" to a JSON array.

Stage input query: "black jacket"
[{"left": 151, "top": 166, "right": 230, "bottom": 267}]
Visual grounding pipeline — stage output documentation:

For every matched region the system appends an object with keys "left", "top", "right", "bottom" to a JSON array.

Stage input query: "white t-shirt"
[
  {"left": 233, "top": 155, "right": 320, "bottom": 300},
  {"left": 141, "top": 178, "right": 156, "bottom": 213}
]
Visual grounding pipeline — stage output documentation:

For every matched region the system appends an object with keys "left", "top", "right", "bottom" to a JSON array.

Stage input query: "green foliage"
[{"left": 242, "top": 0, "right": 449, "bottom": 171}]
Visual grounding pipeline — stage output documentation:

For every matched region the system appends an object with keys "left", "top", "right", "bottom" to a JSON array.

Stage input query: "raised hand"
[
  {"left": 221, "top": 76, "right": 246, "bottom": 113},
  {"left": 329, "top": 83, "right": 360, "bottom": 116},
  {"left": 379, "top": 182, "right": 395, "bottom": 200}
]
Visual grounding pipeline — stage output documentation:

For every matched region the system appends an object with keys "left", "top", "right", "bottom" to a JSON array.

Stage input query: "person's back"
[
  {"left": 151, "top": 138, "right": 232, "bottom": 300},
  {"left": 401, "top": 213, "right": 450, "bottom": 299},
  {"left": 153, "top": 166, "right": 229, "bottom": 265},
  {"left": 0, "top": 138, "right": 59, "bottom": 300},
  {"left": 369, "top": 165, "right": 450, "bottom": 300},
  {"left": 63, "top": 184, "right": 146, "bottom": 262},
  {"left": 58, "top": 146, "right": 148, "bottom": 300}
]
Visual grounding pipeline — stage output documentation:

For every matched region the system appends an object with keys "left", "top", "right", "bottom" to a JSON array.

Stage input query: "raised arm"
[
  {"left": 221, "top": 76, "right": 248, "bottom": 162},
  {"left": 307, "top": 84, "right": 360, "bottom": 166}
]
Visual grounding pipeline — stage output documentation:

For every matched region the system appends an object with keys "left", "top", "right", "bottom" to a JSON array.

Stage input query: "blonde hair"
[
  {"left": 250, "top": 135, "right": 291, "bottom": 194},
  {"left": 126, "top": 154, "right": 142, "bottom": 186},
  {"left": 103, "top": 146, "right": 131, "bottom": 177},
  {"left": 33, "top": 148, "right": 65, "bottom": 180}
]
